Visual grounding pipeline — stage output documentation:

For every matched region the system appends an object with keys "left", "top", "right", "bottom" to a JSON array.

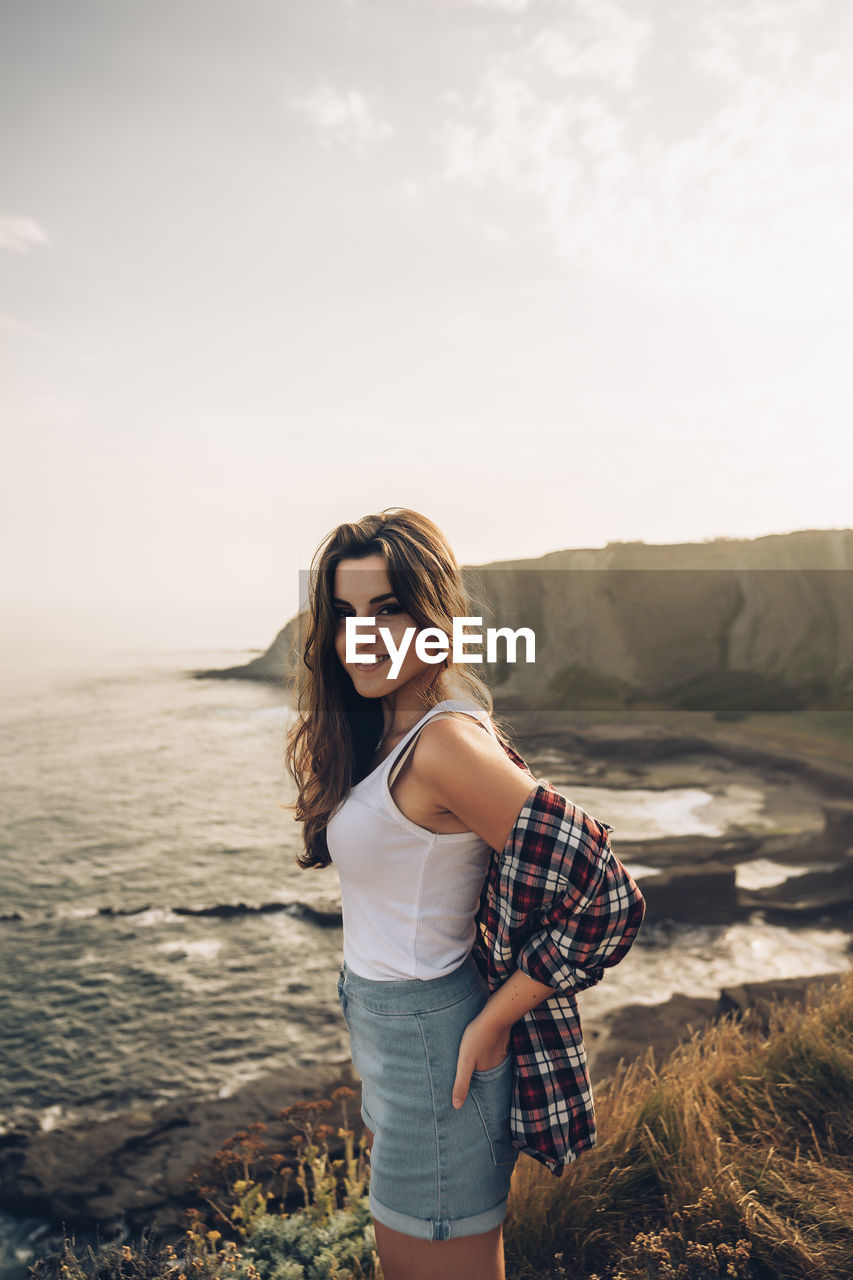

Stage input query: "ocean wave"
[{"left": 156, "top": 937, "right": 223, "bottom": 961}]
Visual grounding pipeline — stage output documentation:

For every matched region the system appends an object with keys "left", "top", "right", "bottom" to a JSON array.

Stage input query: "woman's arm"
[
  {"left": 410, "top": 717, "right": 554, "bottom": 1103},
  {"left": 412, "top": 715, "right": 646, "bottom": 1110}
]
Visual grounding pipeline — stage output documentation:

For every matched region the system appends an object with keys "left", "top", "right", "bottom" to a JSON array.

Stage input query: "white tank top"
[{"left": 325, "top": 698, "right": 499, "bottom": 981}]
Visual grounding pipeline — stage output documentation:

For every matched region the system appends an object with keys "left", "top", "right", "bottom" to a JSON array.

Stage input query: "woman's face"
[{"left": 332, "top": 553, "right": 440, "bottom": 700}]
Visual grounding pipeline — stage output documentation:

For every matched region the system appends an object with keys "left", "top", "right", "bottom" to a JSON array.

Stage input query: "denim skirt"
[{"left": 336, "top": 950, "right": 519, "bottom": 1241}]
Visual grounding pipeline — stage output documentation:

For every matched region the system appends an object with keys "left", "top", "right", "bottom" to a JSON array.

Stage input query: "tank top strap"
[{"left": 387, "top": 700, "right": 496, "bottom": 790}]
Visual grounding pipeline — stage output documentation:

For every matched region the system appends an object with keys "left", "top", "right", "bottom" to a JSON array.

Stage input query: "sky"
[{"left": 2, "top": 0, "right": 852, "bottom": 647}]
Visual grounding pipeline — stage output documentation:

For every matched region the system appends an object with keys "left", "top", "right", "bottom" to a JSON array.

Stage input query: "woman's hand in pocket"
[{"left": 451, "top": 1013, "right": 510, "bottom": 1109}]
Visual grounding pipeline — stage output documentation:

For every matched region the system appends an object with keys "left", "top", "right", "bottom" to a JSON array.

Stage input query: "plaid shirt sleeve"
[
  {"left": 473, "top": 749, "right": 646, "bottom": 1175},
  {"left": 510, "top": 786, "right": 644, "bottom": 995}
]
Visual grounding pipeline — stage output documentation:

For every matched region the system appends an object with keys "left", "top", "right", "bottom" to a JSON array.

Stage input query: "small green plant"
[
  {"left": 238, "top": 1201, "right": 378, "bottom": 1280},
  {"left": 281, "top": 1093, "right": 369, "bottom": 1224},
  {"left": 233, "top": 1090, "right": 379, "bottom": 1280}
]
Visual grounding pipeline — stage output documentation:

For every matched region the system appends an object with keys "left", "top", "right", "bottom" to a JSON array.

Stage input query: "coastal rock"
[
  {"left": 738, "top": 853, "right": 853, "bottom": 921},
  {"left": 588, "top": 993, "right": 722, "bottom": 1080},
  {"left": 635, "top": 861, "right": 739, "bottom": 924},
  {"left": 192, "top": 614, "right": 301, "bottom": 686},
  {"left": 717, "top": 972, "right": 849, "bottom": 1025},
  {"left": 509, "top": 712, "right": 853, "bottom": 800},
  {"left": 823, "top": 799, "right": 853, "bottom": 845},
  {"left": 169, "top": 901, "right": 343, "bottom": 927},
  {"left": 97, "top": 904, "right": 152, "bottom": 917},
  {"left": 612, "top": 833, "right": 762, "bottom": 872},
  {"left": 590, "top": 970, "right": 850, "bottom": 1081}
]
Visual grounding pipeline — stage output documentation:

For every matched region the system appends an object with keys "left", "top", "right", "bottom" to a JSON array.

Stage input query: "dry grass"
[{"left": 504, "top": 966, "right": 853, "bottom": 1279}]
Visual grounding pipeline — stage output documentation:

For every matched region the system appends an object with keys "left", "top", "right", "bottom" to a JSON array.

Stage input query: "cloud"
[
  {"left": 471, "top": 0, "right": 537, "bottom": 10},
  {"left": 0, "top": 217, "right": 48, "bottom": 253},
  {"left": 694, "top": 0, "right": 823, "bottom": 82},
  {"left": 437, "top": 0, "right": 853, "bottom": 307},
  {"left": 289, "top": 82, "right": 394, "bottom": 152},
  {"left": 528, "top": 2, "right": 653, "bottom": 90}
]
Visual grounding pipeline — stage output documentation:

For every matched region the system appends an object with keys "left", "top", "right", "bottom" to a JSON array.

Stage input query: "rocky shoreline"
[
  {"left": 3, "top": 968, "right": 850, "bottom": 1259},
  {"left": 0, "top": 1061, "right": 363, "bottom": 1252},
  {"left": 3, "top": 715, "right": 853, "bottom": 1265}
]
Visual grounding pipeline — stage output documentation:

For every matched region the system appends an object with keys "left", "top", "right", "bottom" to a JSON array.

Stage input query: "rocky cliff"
[{"left": 194, "top": 529, "right": 853, "bottom": 710}]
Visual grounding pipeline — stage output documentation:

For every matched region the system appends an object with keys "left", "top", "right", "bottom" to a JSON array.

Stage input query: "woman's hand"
[
  {"left": 451, "top": 1010, "right": 511, "bottom": 1109},
  {"left": 451, "top": 968, "right": 558, "bottom": 1109}
]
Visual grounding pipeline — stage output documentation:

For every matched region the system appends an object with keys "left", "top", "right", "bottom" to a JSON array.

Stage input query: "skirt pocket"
[{"left": 469, "top": 1053, "right": 517, "bottom": 1167}]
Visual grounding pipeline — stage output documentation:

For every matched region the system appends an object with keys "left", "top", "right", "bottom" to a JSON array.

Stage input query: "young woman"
[{"left": 284, "top": 508, "right": 644, "bottom": 1280}]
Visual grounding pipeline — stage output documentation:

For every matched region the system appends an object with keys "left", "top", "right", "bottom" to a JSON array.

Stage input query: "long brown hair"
[{"left": 284, "top": 507, "right": 514, "bottom": 869}]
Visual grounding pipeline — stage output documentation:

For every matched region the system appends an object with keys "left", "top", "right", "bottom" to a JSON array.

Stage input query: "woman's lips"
[{"left": 352, "top": 654, "right": 391, "bottom": 671}]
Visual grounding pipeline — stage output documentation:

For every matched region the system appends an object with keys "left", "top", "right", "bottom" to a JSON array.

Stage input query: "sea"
[{"left": 1, "top": 603, "right": 851, "bottom": 1270}]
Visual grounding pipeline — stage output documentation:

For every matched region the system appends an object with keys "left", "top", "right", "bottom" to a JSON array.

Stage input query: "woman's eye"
[{"left": 332, "top": 604, "right": 401, "bottom": 619}]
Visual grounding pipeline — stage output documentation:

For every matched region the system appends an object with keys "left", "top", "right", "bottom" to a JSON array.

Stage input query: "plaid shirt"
[{"left": 470, "top": 740, "right": 647, "bottom": 1174}]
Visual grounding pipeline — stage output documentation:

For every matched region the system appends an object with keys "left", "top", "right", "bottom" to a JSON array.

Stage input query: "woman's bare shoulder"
[
  {"left": 424, "top": 707, "right": 496, "bottom": 736},
  {"left": 413, "top": 712, "right": 539, "bottom": 851}
]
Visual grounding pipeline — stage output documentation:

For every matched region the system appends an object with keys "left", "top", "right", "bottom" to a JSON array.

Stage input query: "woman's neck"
[{"left": 376, "top": 679, "right": 458, "bottom": 746}]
